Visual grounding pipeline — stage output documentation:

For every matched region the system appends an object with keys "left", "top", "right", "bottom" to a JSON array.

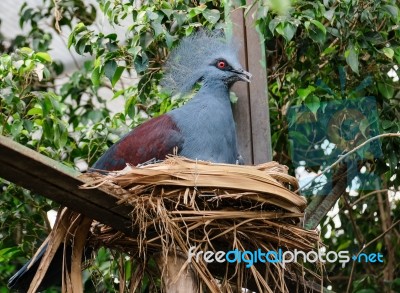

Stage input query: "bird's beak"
[{"left": 232, "top": 69, "right": 252, "bottom": 83}]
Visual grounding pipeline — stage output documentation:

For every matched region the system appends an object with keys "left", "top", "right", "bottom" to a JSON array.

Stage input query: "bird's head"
[
  {"left": 161, "top": 30, "right": 251, "bottom": 96},
  {"left": 205, "top": 55, "right": 252, "bottom": 86}
]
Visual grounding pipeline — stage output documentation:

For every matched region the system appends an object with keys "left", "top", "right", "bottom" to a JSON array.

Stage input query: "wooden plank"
[
  {"left": 230, "top": 8, "right": 254, "bottom": 165},
  {"left": 229, "top": 3, "right": 272, "bottom": 164},
  {"left": 244, "top": 4, "right": 272, "bottom": 164},
  {"left": 0, "top": 135, "right": 135, "bottom": 236}
]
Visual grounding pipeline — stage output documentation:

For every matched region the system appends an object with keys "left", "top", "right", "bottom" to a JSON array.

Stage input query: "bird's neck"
[{"left": 196, "top": 80, "right": 230, "bottom": 101}]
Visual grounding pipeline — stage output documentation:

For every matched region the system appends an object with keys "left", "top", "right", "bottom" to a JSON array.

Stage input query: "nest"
[
  {"left": 82, "top": 157, "right": 321, "bottom": 292},
  {"left": 29, "top": 157, "right": 321, "bottom": 292}
]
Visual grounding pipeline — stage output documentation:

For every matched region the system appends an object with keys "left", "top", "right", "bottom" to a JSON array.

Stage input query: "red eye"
[{"left": 217, "top": 60, "right": 226, "bottom": 69}]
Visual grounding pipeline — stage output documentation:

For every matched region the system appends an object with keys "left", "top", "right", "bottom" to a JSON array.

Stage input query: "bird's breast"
[{"left": 170, "top": 98, "right": 238, "bottom": 164}]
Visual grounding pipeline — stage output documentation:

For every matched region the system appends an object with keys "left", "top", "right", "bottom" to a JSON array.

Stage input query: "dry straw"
[{"left": 84, "top": 157, "right": 321, "bottom": 291}]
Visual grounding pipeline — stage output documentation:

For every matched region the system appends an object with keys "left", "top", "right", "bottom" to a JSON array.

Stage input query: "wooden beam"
[
  {"left": 244, "top": 6, "right": 272, "bottom": 164},
  {"left": 0, "top": 135, "right": 135, "bottom": 236},
  {"left": 230, "top": 8, "right": 254, "bottom": 165},
  {"left": 229, "top": 2, "right": 272, "bottom": 164}
]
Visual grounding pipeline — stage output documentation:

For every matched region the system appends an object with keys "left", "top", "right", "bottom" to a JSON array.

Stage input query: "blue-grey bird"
[{"left": 8, "top": 30, "right": 251, "bottom": 291}]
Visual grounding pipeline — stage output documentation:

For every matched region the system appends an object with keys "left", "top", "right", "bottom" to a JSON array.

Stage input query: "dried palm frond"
[{"left": 79, "top": 157, "right": 321, "bottom": 292}]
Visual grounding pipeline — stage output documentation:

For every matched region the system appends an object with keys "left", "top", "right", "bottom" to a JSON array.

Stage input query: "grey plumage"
[
  {"left": 165, "top": 30, "right": 251, "bottom": 164},
  {"left": 170, "top": 82, "right": 238, "bottom": 163}
]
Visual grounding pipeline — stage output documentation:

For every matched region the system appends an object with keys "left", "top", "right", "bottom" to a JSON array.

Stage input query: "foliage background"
[{"left": 0, "top": 0, "right": 399, "bottom": 292}]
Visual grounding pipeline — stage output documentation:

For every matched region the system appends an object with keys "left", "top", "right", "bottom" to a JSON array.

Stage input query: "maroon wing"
[{"left": 92, "top": 114, "right": 183, "bottom": 171}]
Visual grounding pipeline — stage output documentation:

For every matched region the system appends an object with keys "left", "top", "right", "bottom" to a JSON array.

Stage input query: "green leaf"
[
  {"left": 111, "top": 66, "right": 124, "bottom": 87},
  {"left": 288, "top": 131, "right": 308, "bottom": 145},
  {"left": 134, "top": 53, "right": 149, "bottom": 73},
  {"left": 276, "top": 23, "right": 296, "bottom": 42},
  {"left": 336, "top": 240, "right": 351, "bottom": 251},
  {"left": 75, "top": 35, "right": 91, "bottom": 55},
  {"left": 345, "top": 45, "right": 359, "bottom": 74},
  {"left": 58, "top": 124, "right": 68, "bottom": 148},
  {"left": 67, "top": 34, "right": 75, "bottom": 49},
  {"left": 161, "top": 2, "right": 172, "bottom": 9},
  {"left": 305, "top": 20, "right": 326, "bottom": 43},
  {"left": 173, "top": 11, "right": 186, "bottom": 26},
  {"left": 322, "top": 46, "right": 337, "bottom": 56},
  {"left": 376, "top": 241, "right": 383, "bottom": 252},
  {"left": 327, "top": 27, "right": 340, "bottom": 38},
  {"left": 105, "top": 33, "right": 117, "bottom": 41},
  {"left": 91, "top": 66, "right": 101, "bottom": 88},
  {"left": 27, "top": 107, "right": 42, "bottom": 116},
  {"left": 324, "top": 8, "right": 335, "bottom": 21},
  {"left": 20, "top": 47, "right": 33, "bottom": 55},
  {"left": 382, "top": 47, "right": 394, "bottom": 60},
  {"left": 188, "top": 7, "right": 203, "bottom": 19},
  {"left": 104, "top": 60, "right": 117, "bottom": 84},
  {"left": 73, "top": 22, "right": 86, "bottom": 34},
  {"left": 43, "top": 67, "right": 51, "bottom": 80},
  {"left": 305, "top": 95, "right": 320, "bottom": 115},
  {"left": 378, "top": 82, "right": 394, "bottom": 99},
  {"left": 151, "top": 19, "right": 164, "bottom": 37},
  {"left": 113, "top": 89, "right": 124, "bottom": 99},
  {"left": 102, "top": 0, "right": 111, "bottom": 15},
  {"left": 125, "top": 95, "right": 136, "bottom": 119},
  {"left": 383, "top": 5, "right": 399, "bottom": 20},
  {"left": 229, "top": 91, "right": 238, "bottom": 104},
  {"left": 202, "top": 9, "right": 220, "bottom": 24},
  {"left": 297, "top": 85, "right": 315, "bottom": 101},
  {"left": 70, "top": 23, "right": 88, "bottom": 51},
  {"left": 23, "top": 119, "right": 33, "bottom": 132},
  {"left": 310, "top": 20, "right": 326, "bottom": 35},
  {"left": 268, "top": 18, "right": 280, "bottom": 34},
  {"left": 0, "top": 247, "right": 20, "bottom": 262},
  {"left": 165, "top": 32, "right": 175, "bottom": 49},
  {"left": 146, "top": 11, "right": 159, "bottom": 20},
  {"left": 127, "top": 46, "right": 141, "bottom": 57},
  {"left": 161, "top": 9, "right": 173, "bottom": 18},
  {"left": 359, "top": 118, "right": 370, "bottom": 138},
  {"left": 11, "top": 120, "right": 23, "bottom": 138},
  {"left": 36, "top": 52, "right": 51, "bottom": 64},
  {"left": 67, "top": 22, "right": 86, "bottom": 48},
  {"left": 42, "top": 118, "right": 53, "bottom": 139},
  {"left": 381, "top": 120, "right": 392, "bottom": 130}
]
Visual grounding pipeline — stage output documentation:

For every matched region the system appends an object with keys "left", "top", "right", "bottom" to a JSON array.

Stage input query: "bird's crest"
[{"left": 161, "top": 30, "right": 238, "bottom": 96}]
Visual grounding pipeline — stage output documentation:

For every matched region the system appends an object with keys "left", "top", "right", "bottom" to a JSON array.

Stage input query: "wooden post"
[
  {"left": 156, "top": 254, "right": 198, "bottom": 293},
  {"left": 228, "top": 2, "right": 272, "bottom": 165}
]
